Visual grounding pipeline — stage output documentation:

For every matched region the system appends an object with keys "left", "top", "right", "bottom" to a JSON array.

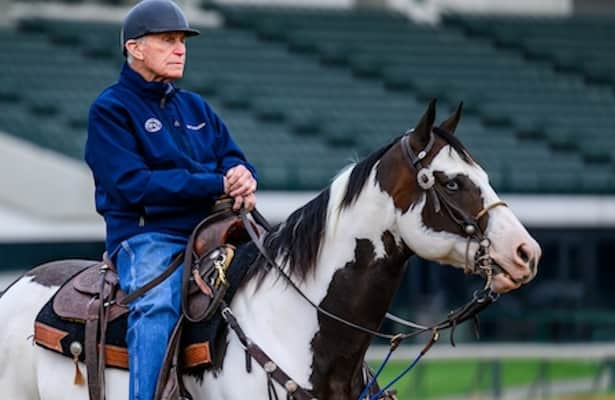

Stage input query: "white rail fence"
[{"left": 366, "top": 343, "right": 615, "bottom": 399}]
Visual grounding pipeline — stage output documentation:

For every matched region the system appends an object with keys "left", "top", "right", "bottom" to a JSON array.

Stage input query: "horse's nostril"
[
  {"left": 517, "top": 245, "right": 530, "bottom": 264},
  {"left": 530, "top": 258, "right": 537, "bottom": 274}
]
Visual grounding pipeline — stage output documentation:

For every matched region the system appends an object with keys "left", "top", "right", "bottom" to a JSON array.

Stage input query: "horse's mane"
[
  {"left": 243, "top": 129, "right": 471, "bottom": 286},
  {"left": 340, "top": 135, "right": 402, "bottom": 210},
  {"left": 243, "top": 136, "right": 401, "bottom": 286},
  {"left": 340, "top": 129, "right": 471, "bottom": 210}
]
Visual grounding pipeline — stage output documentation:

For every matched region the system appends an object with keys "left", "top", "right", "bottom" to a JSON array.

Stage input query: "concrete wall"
[
  {"left": 5, "top": 1, "right": 220, "bottom": 26},
  {"left": 208, "top": 0, "right": 572, "bottom": 15},
  {"left": 433, "top": 0, "right": 572, "bottom": 15},
  {"left": 0, "top": 132, "right": 104, "bottom": 242},
  {"left": 208, "top": 0, "right": 354, "bottom": 8},
  {"left": 355, "top": 0, "right": 388, "bottom": 9},
  {"left": 388, "top": 0, "right": 572, "bottom": 23},
  {"left": 0, "top": 0, "right": 10, "bottom": 26},
  {"left": 574, "top": 0, "right": 615, "bottom": 14},
  {"left": 0, "top": 132, "right": 96, "bottom": 221}
]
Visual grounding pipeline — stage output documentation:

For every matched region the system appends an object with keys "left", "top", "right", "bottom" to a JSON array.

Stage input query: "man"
[{"left": 85, "top": 1, "right": 257, "bottom": 399}]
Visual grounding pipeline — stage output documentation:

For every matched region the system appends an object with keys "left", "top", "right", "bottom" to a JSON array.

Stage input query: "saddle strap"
[
  {"left": 221, "top": 305, "right": 316, "bottom": 400},
  {"left": 85, "top": 318, "right": 100, "bottom": 400},
  {"left": 119, "top": 253, "right": 184, "bottom": 306},
  {"left": 119, "top": 202, "right": 233, "bottom": 307},
  {"left": 251, "top": 207, "right": 272, "bottom": 232},
  {"left": 120, "top": 201, "right": 262, "bottom": 308},
  {"left": 86, "top": 266, "right": 114, "bottom": 400},
  {"left": 246, "top": 344, "right": 316, "bottom": 400},
  {"left": 154, "top": 316, "right": 189, "bottom": 400},
  {"left": 97, "top": 283, "right": 111, "bottom": 400}
]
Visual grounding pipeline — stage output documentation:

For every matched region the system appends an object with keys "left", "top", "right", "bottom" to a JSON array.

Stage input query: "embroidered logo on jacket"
[
  {"left": 144, "top": 118, "right": 163, "bottom": 133},
  {"left": 186, "top": 122, "right": 207, "bottom": 130}
]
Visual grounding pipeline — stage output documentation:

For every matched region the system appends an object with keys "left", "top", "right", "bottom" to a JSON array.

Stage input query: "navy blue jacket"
[{"left": 86, "top": 63, "right": 256, "bottom": 254}]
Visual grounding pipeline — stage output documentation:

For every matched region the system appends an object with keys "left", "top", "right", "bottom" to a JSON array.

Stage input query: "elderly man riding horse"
[
  {"left": 0, "top": 1, "right": 542, "bottom": 399},
  {"left": 85, "top": 1, "right": 257, "bottom": 399}
]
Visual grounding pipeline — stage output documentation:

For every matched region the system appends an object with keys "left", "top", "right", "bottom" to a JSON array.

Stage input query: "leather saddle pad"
[
  {"left": 53, "top": 263, "right": 129, "bottom": 323},
  {"left": 34, "top": 241, "right": 260, "bottom": 370}
]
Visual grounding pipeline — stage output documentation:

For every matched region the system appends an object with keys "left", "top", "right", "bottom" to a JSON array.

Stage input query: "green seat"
[
  {"left": 321, "top": 124, "right": 358, "bottom": 148},
  {"left": 218, "top": 85, "right": 252, "bottom": 110},
  {"left": 287, "top": 110, "right": 322, "bottom": 136},
  {"left": 317, "top": 43, "right": 351, "bottom": 66},
  {"left": 252, "top": 100, "right": 287, "bottom": 123}
]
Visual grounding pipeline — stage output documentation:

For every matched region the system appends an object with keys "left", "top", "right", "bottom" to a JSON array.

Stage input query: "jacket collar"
[{"left": 119, "top": 63, "right": 178, "bottom": 102}]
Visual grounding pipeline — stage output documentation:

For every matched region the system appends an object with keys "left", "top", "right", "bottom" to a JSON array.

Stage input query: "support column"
[
  {"left": 574, "top": 0, "right": 615, "bottom": 14},
  {"left": 0, "top": 0, "right": 11, "bottom": 27},
  {"left": 355, "top": 0, "right": 388, "bottom": 9}
]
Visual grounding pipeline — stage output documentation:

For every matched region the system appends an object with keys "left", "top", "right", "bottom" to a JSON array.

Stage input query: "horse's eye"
[{"left": 445, "top": 180, "right": 459, "bottom": 191}]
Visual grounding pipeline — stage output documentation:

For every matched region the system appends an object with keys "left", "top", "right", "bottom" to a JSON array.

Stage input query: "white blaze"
[{"left": 397, "top": 146, "right": 496, "bottom": 268}]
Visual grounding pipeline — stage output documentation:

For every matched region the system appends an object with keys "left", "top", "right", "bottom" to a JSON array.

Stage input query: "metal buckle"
[
  {"left": 416, "top": 168, "right": 435, "bottom": 190},
  {"left": 473, "top": 289, "right": 499, "bottom": 303},
  {"left": 214, "top": 257, "right": 228, "bottom": 288},
  {"left": 221, "top": 306, "right": 233, "bottom": 322},
  {"left": 103, "top": 300, "right": 116, "bottom": 308}
]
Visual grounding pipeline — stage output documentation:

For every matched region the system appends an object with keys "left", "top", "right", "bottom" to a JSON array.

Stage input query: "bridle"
[
  {"left": 400, "top": 127, "right": 509, "bottom": 289},
  {"left": 225, "top": 129, "right": 512, "bottom": 400}
]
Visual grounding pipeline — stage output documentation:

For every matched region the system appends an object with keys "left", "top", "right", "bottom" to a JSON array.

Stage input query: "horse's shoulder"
[{"left": 25, "top": 259, "right": 100, "bottom": 288}]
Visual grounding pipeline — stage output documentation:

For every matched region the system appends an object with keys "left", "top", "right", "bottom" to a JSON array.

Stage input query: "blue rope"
[
  {"left": 357, "top": 347, "right": 395, "bottom": 400},
  {"left": 368, "top": 351, "right": 425, "bottom": 400},
  {"left": 364, "top": 331, "right": 439, "bottom": 400}
]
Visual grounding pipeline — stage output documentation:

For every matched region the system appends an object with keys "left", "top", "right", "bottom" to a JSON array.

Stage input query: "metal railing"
[{"left": 366, "top": 342, "right": 615, "bottom": 399}]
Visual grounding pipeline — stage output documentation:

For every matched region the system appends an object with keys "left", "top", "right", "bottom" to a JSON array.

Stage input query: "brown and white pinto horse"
[{"left": 0, "top": 100, "right": 540, "bottom": 400}]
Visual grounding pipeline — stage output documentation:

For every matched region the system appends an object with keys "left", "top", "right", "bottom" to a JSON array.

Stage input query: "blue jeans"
[{"left": 115, "top": 232, "right": 187, "bottom": 400}]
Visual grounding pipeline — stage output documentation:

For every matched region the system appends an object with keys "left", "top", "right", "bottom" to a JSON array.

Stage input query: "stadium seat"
[{"left": 1, "top": 9, "right": 613, "bottom": 193}]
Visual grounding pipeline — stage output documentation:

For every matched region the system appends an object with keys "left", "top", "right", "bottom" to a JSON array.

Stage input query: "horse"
[{"left": 0, "top": 100, "right": 541, "bottom": 400}]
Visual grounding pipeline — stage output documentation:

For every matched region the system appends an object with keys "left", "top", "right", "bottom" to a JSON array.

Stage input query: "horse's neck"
[
  {"left": 231, "top": 170, "right": 411, "bottom": 397},
  {"left": 310, "top": 180, "right": 411, "bottom": 396},
  {"left": 309, "top": 231, "right": 410, "bottom": 398}
]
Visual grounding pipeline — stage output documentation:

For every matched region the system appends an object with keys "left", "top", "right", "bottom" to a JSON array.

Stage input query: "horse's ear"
[
  {"left": 414, "top": 98, "right": 437, "bottom": 146},
  {"left": 439, "top": 102, "right": 463, "bottom": 135}
]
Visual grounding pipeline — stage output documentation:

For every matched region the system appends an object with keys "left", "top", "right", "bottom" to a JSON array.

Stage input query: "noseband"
[{"left": 400, "top": 127, "right": 508, "bottom": 288}]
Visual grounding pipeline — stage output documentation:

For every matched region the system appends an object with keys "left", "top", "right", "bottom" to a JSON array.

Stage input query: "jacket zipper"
[{"left": 160, "top": 87, "right": 196, "bottom": 160}]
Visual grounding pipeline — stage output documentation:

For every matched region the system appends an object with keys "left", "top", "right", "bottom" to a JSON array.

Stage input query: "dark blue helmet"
[{"left": 121, "top": 0, "right": 200, "bottom": 55}]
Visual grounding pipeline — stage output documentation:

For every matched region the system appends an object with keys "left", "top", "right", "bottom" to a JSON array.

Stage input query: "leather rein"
[
  {"left": 237, "top": 127, "right": 508, "bottom": 341},
  {"left": 220, "top": 128, "right": 510, "bottom": 399}
]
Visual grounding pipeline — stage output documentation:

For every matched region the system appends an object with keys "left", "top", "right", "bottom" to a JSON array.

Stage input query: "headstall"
[
  {"left": 400, "top": 127, "right": 508, "bottom": 288},
  {"left": 221, "top": 128, "right": 512, "bottom": 400}
]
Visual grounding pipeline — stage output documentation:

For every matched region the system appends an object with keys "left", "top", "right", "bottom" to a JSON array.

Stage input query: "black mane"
[
  {"left": 244, "top": 129, "right": 470, "bottom": 285},
  {"left": 340, "top": 136, "right": 402, "bottom": 209},
  {"left": 244, "top": 137, "right": 402, "bottom": 285},
  {"left": 258, "top": 187, "right": 331, "bottom": 282}
]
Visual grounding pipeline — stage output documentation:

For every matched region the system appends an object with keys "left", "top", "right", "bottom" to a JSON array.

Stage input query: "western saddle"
[{"left": 36, "top": 197, "right": 263, "bottom": 400}]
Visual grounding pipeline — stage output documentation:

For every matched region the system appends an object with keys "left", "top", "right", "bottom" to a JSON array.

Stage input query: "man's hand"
[
  {"left": 231, "top": 192, "right": 256, "bottom": 212},
  {"left": 224, "top": 165, "right": 257, "bottom": 211},
  {"left": 224, "top": 165, "right": 257, "bottom": 198}
]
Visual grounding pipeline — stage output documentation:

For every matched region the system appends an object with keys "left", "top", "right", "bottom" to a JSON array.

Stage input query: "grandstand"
[
  {"left": 2, "top": 1, "right": 615, "bottom": 193},
  {"left": 0, "top": 0, "right": 614, "bottom": 345}
]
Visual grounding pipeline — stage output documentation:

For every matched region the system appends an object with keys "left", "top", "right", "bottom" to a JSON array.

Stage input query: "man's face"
[{"left": 134, "top": 31, "right": 187, "bottom": 82}]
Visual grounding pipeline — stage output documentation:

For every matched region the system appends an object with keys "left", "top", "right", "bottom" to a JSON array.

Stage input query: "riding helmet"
[{"left": 121, "top": 0, "right": 200, "bottom": 55}]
